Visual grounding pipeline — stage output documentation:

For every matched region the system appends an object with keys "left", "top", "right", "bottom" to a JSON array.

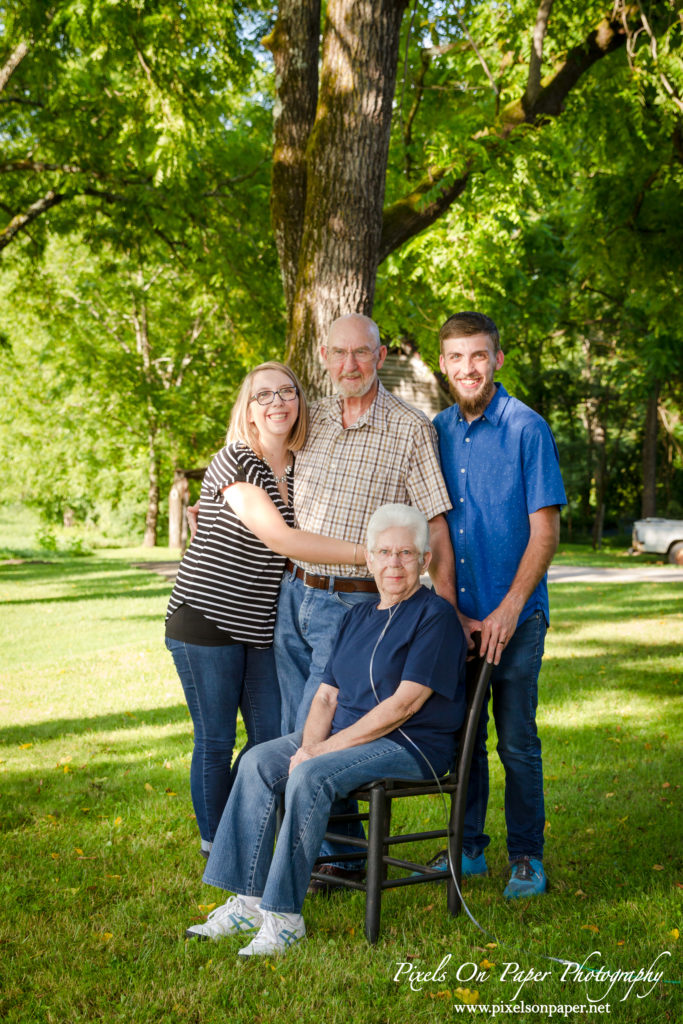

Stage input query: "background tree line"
[{"left": 1, "top": 0, "right": 681, "bottom": 546}]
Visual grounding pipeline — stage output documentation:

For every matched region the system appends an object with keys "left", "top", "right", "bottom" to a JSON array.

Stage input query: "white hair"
[{"left": 366, "top": 503, "right": 430, "bottom": 555}]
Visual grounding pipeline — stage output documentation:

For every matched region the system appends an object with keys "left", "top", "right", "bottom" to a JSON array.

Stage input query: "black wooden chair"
[{"left": 308, "top": 648, "right": 493, "bottom": 943}]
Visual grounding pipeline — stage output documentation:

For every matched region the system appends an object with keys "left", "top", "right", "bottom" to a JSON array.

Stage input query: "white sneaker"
[
  {"left": 186, "top": 895, "right": 263, "bottom": 941},
  {"left": 237, "top": 910, "right": 306, "bottom": 957}
]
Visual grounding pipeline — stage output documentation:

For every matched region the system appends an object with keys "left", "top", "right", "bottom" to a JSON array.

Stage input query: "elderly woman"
[{"left": 185, "top": 503, "right": 466, "bottom": 956}]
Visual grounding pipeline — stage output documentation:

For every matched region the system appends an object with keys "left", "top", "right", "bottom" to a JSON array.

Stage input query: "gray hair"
[{"left": 366, "top": 503, "right": 430, "bottom": 555}]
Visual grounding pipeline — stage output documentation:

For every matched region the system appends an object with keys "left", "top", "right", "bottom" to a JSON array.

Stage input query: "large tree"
[{"left": 266, "top": 0, "right": 680, "bottom": 392}]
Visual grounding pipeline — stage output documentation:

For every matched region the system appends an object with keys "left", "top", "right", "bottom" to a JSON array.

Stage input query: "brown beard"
[{"left": 449, "top": 376, "right": 495, "bottom": 418}]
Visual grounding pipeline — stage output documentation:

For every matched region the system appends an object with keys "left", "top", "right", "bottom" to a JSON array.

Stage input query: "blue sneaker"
[
  {"left": 422, "top": 849, "right": 488, "bottom": 876},
  {"left": 504, "top": 857, "right": 546, "bottom": 899}
]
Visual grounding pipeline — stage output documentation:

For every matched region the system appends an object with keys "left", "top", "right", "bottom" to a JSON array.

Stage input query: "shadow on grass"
[{"left": 0, "top": 704, "right": 190, "bottom": 746}]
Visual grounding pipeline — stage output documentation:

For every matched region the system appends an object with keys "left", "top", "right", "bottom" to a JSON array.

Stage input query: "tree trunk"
[
  {"left": 271, "top": 0, "right": 409, "bottom": 396},
  {"left": 641, "top": 382, "right": 660, "bottom": 518},
  {"left": 168, "top": 471, "right": 189, "bottom": 549}
]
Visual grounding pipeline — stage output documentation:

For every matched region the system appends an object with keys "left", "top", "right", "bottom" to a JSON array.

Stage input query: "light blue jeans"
[
  {"left": 463, "top": 610, "right": 547, "bottom": 862},
  {"left": 165, "top": 639, "right": 281, "bottom": 843},
  {"left": 203, "top": 730, "right": 429, "bottom": 913},
  {"left": 274, "top": 569, "right": 378, "bottom": 732},
  {"left": 273, "top": 570, "right": 379, "bottom": 865}
]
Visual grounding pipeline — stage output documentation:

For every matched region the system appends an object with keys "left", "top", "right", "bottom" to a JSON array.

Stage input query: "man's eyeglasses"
[
  {"left": 326, "top": 346, "right": 378, "bottom": 364},
  {"left": 249, "top": 386, "right": 299, "bottom": 406}
]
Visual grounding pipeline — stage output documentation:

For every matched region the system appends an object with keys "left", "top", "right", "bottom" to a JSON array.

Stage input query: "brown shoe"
[{"left": 307, "top": 864, "right": 365, "bottom": 895}]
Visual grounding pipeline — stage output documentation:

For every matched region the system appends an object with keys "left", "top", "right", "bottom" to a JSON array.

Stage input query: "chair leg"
[
  {"left": 364, "top": 786, "right": 387, "bottom": 944},
  {"left": 447, "top": 791, "right": 462, "bottom": 916}
]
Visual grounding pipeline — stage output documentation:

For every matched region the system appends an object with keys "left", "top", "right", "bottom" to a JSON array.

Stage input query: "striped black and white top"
[{"left": 165, "top": 442, "right": 294, "bottom": 648}]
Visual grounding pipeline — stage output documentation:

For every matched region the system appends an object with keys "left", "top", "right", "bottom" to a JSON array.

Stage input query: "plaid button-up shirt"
[{"left": 293, "top": 382, "right": 452, "bottom": 577}]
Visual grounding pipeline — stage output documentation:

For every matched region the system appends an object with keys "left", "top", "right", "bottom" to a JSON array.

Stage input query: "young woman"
[{"left": 165, "top": 362, "right": 364, "bottom": 858}]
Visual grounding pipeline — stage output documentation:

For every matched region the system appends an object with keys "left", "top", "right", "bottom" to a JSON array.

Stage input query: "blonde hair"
[{"left": 227, "top": 362, "right": 309, "bottom": 453}]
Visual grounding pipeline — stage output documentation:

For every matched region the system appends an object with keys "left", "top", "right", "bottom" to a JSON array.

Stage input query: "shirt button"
[
  {"left": 465, "top": 437, "right": 471, "bottom": 442},
  {"left": 459, "top": 529, "right": 464, "bottom": 534},
  {"left": 460, "top": 468, "right": 465, "bottom": 473},
  {"left": 460, "top": 558, "right": 465, "bottom": 564},
  {"left": 460, "top": 587, "right": 466, "bottom": 593},
  {"left": 459, "top": 498, "right": 464, "bottom": 503}
]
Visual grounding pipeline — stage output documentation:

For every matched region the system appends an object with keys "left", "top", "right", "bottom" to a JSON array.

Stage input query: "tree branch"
[
  {"left": 502, "top": 14, "right": 629, "bottom": 133},
  {"left": 0, "top": 41, "right": 29, "bottom": 95},
  {"left": 380, "top": 162, "right": 472, "bottom": 261},
  {"left": 523, "top": 0, "right": 555, "bottom": 110},
  {"left": 0, "top": 160, "right": 85, "bottom": 175},
  {"left": 0, "top": 190, "right": 66, "bottom": 250},
  {"left": 380, "top": 9, "right": 634, "bottom": 261}
]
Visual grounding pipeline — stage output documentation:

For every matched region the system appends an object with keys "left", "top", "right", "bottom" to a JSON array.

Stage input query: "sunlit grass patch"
[{"left": 1, "top": 552, "right": 680, "bottom": 1023}]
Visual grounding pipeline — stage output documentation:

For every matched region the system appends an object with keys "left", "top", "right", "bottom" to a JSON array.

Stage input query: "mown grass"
[{"left": 1, "top": 547, "right": 681, "bottom": 1024}]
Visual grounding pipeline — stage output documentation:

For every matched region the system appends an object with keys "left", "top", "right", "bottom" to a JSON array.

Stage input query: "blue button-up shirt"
[{"left": 434, "top": 384, "right": 566, "bottom": 627}]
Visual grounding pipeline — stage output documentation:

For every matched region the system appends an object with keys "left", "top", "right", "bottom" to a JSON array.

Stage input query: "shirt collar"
[{"left": 319, "top": 379, "right": 386, "bottom": 430}]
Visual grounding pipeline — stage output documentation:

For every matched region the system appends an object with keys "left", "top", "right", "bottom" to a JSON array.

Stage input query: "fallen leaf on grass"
[
  {"left": 605, "top": 792, "right": 615, "bottom": 798},
  {"left": 575, "top": 889, "right": 588, "bottom": 898},
  {"left": 19, "top": 743, "right": 32, "bottom": 749},
  {"left": 486, "top": 942, "right": 497, "bottom": 949},
  {"left": 164, "top": 789, "right": 177, "bottom": 796},
  {"left": 144, "top": 783, "right": 155, "bottom": 793},
  {"left": 617, "top": 940, "right": 625, "bottom": 946},
  {"left": 669, "top": 929, "right": 679, "bottom": 940},
  {"left": 652, "top": 864, "right": 664, "bottom": 871},
  {"left": 106, "top": 874, "right": 121, "bottom": 880},
  {"left": 164, "top": 761, "right": 173, "bottom": 770},
  {"left": 74, "top": 848, "right": 84, "bottom": 856},
  {"left": 582, "top": 925, "right": 599, "bottom": 933},
  {"left": 50, "top": 852, "right": 60, "bottom": 860},
  {"left": 95, "top": 932, "right": 113, "bottom": 943},
  {"left": 63, "top": 765, "right": 71, "bottom": 774},
  {"left": 113, "top": 817, "right": 122, "bottom": 826},
  {"left": 427, "top": 991, "right": 451, "bottom": 1000},
  {"left": 198, "top": 903, "right": 216, "bottom": 913},
  {"left": 46, "top": 814, "right": 57, "bottom": 823},
  {"left": 479, "top": 959, "right": 495, "bottom": 970},
  {"left": 455, "top": 988, "right": 479, "bottom": 1005},
  {"left": 80, "top": 807, "right": 91, "bottom": 813}
]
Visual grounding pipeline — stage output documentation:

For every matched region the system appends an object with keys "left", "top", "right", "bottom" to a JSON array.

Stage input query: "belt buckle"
[{"left": 302, "top": 570, "right": 319, "bottom": 589}]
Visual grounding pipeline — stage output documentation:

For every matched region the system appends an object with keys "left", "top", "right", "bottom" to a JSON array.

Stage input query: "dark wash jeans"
[{"left": 463, "top": 609, "right": 547, "bottom": 862}]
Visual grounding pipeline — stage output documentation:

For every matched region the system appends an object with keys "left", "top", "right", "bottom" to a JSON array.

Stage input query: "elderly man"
[
  {"left": 276, "top": 313, "right": 454, "bottom": 730},
  {"left": 432, "top": 311, "right": 566, "bottom": 899},
  {"left": 275, "top": 314, "right": 455, "bottom": 888},
  {"left": 185, "top": 504, "right": 466, "bottom": 956}
]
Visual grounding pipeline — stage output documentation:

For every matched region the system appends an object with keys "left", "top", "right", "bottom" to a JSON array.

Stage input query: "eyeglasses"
[
  {"left": 371, "top": 548, "right": 420, "bottom": 565},
  {"left": 326, "top": 346, "right": 379, "bottom": 364},
  {"left": 249, "top": 385, "right": 299, "bottom": 406}
]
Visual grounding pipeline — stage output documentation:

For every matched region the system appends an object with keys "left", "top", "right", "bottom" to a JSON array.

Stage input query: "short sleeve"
[
  {"left": 202, "top": 444, "right": 263, "bottom": 502},
  {"left": 405, "top": 419, "right": 452, "bottom": 520},
  {"left": 521, "top": 422, "right": 567, "bottom": 514},
  {"left": 400, "top": 601, "right": 464, "bottom": 699}
]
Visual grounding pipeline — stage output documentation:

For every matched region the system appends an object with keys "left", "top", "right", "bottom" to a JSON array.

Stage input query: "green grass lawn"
[{"left": 1, "top": 548, "right": 681, "bottom": 1023}]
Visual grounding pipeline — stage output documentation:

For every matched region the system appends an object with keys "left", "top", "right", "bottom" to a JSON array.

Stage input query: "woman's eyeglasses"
[{"left": 249, "top": 386, "right": 299, "bottom": 406}]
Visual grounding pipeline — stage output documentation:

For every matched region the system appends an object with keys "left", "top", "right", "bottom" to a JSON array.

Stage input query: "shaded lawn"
[{"left": 0, "top": 554, "right": 680, "bottom": 1024}]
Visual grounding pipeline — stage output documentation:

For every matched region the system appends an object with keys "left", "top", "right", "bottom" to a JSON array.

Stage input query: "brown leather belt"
[{"left": 285, "top": 559, "right": 378, "bottom": 594}]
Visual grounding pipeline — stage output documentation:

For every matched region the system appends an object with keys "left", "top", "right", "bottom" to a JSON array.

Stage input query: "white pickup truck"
[{"left": 631, "top": 518, "right": 683, "bottom": 565}]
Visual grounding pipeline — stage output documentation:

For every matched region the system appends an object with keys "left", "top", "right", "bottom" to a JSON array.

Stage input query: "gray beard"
[{"left": 450, "top": 376, "right": 495, "bottom": 418}]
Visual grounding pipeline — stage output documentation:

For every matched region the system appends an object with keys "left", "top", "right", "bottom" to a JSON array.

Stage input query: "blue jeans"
[
  {"left": 165, "top": 639, "right": 281, "bottom": 843},
  {"left": 274, "top": 570, "right": 378, "bottom": 865},
  {"left": 463, "top": 610, "right": 547, "bottom": 862},
  {"left": 274, "top": 569, "right": 378, "bottom": 732},
  {"left": 203, "top": 731, "right": 429, "bottom": 913}
]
